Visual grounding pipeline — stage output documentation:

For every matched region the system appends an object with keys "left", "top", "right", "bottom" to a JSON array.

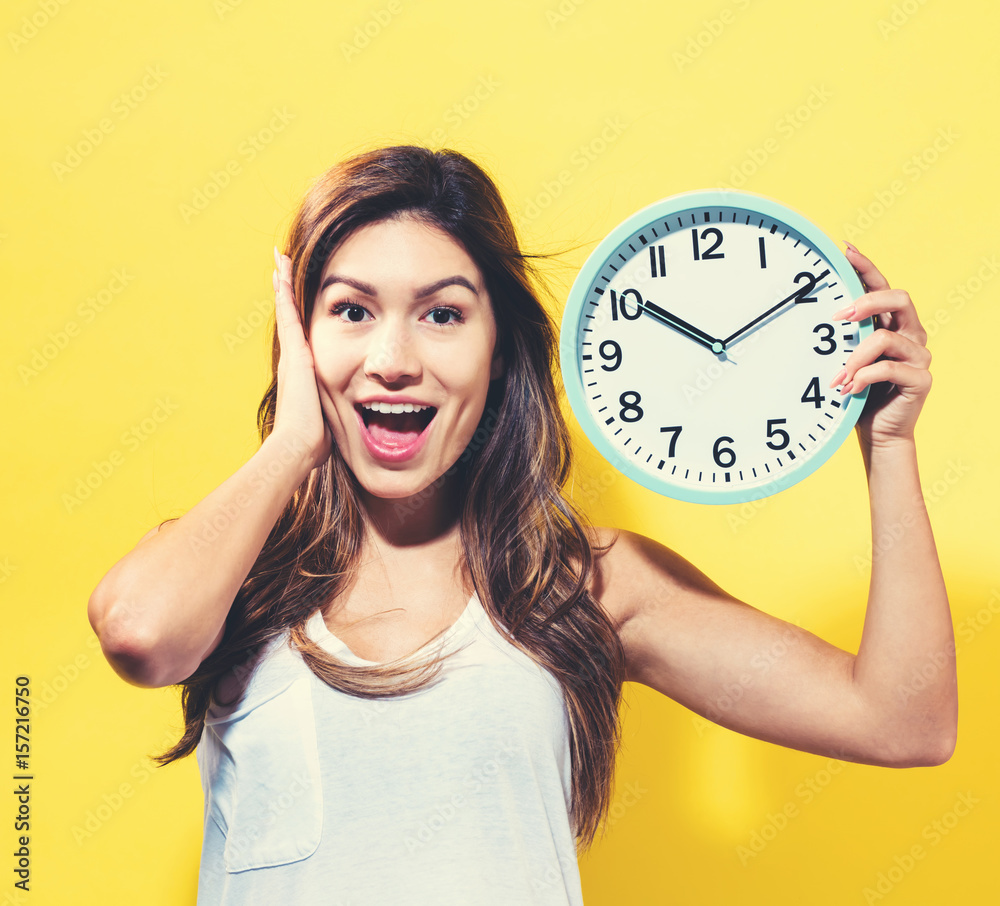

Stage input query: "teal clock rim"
[{"left": 559, "top": 188, "right": 874, "bottom": 506}]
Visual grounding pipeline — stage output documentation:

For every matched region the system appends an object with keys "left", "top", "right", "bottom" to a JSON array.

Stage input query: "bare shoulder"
[
  {"left": 137, "top": 525, "right": 160, "bottom": 545},
  {"left": 586, "top": 525, "right": 734, "bottom": 629},
  {"left": 585, "top": 526, "right": 745, "bottom": 684},
  {"left": 135, "top": 517, "right": 178, "bottom": 548}
]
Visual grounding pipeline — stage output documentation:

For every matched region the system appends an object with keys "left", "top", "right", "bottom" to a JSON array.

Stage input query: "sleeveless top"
[{"left": 194, "top": 592, "right": 585, "bottom": 905}]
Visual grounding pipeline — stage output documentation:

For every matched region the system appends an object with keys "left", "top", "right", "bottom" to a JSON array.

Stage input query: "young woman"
[{"left": 88, "top": 146, "right": 956, "bottom": 905}]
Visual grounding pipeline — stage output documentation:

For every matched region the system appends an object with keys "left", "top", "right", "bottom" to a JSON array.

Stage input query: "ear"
[{"left": 489, "top": 349, "right": 505, "bottom": 381}]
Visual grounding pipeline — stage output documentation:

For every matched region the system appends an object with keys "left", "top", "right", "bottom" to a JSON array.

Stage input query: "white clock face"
[{"left": 561, "top": 191, "right": 874, "bottom": 504}]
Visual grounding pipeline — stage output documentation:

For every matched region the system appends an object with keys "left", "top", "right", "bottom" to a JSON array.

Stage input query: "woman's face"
[{"left": 309, "top": 216, "right": 503, "bottom": 503}]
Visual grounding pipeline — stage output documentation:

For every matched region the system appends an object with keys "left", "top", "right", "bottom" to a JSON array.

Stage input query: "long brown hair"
[{"left": 155, "top": 145, "right": 626, "bottom": 851}]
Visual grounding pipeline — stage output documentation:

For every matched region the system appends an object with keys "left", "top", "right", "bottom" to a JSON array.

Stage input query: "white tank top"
[{"left": 195, "top": 592, "right": 585, "bottom": 905}]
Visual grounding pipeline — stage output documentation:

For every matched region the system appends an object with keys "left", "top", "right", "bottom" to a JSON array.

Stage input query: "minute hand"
[
  {"left": 641, "top": 299, "right": 726, "bottom": 353},
  {"left": 723, "top": 268, "right": 830, "bottom": 348}
]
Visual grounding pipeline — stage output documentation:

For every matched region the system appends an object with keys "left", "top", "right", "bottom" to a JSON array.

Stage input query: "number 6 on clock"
[{"left": 559, "top": 189, "right": 875, "bottom": 504}]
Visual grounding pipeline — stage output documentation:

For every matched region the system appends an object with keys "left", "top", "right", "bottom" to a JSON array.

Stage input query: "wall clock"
[{"left": 559, "top": 189, "right": 875, "bottom": 504}]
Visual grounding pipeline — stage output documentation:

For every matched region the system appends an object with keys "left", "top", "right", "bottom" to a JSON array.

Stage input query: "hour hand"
[{"left": 640, "top": 299, "right": 726, "bottom": 354}]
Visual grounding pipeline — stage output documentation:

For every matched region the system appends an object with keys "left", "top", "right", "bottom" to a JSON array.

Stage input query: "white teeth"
[{"left": 361, "top": 402, "right": 431, "bottom": 414}]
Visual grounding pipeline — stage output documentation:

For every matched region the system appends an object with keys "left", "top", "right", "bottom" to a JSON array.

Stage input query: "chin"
[{"left": 355, "top": 467, "right": 448, "bottom": 504}]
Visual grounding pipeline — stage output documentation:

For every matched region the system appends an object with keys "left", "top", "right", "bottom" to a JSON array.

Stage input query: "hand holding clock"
[
  {"left": 562, "top": 190, "right": 931, "bottom": 502},
  {"left": 830, "top": 243, "right": 932, "bottom": 451},
  {"left": 561, "top": 194, "right": 953, "bottom": 768}
]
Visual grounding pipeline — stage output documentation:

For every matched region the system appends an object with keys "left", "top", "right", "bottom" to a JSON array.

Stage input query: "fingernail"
[
  {"left": 832, "top": 304, "right": 856, "bottom": 320},
  {"left": 843, "top": 241, "right": 859, "bottom": 254},
  {"left": 272, "top": 268, "right": 279, "bottom": 292},
  {"left": 829, "top": 369, "right": 846, "bottom": 389},
  {"left": 273, "top": 245, "right": 280, "bottom": 267},
  {"left": 840, "top": 381, "right": 854, "bottom": 396}
]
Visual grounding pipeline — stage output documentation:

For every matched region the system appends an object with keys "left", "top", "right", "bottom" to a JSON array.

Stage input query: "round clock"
[{"left": 559, "top": 189, "right": 875, "bottom": 505}]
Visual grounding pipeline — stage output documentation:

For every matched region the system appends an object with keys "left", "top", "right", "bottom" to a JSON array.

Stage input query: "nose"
[{"left": 363, "top": 318, "right": 422, "bottom": 384}]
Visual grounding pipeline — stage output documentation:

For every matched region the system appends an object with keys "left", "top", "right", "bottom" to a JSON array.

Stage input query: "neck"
[{"left": 358, "top": 471, "right": 463, "bottom": 552}]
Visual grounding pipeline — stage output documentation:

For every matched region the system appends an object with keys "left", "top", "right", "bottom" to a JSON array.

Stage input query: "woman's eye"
[
  {"left": 331, "top": 303, "right": 371, "bottom": 322},
  {"left": 427, "top": 307, "right": 462, "bottom": 325}
]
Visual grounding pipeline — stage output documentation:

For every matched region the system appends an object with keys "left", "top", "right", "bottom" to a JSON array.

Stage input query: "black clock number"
[
  {"left": 649, "top": 244, "right": 667, "bottom": 278},
  {"left": 610, "top": 288, "right": 643, "bottom": 321},
  {"left": 800, "top": 376, "right": 826, "bottom": 408},
  {"left": 765, "top": 418, "right": 790, "bottom": 450},
  {"left": 619, "top": 391, "right": 643, "bottom": 422},
  {"left": 793, "top": 271, "right": 820, "bottom": 304},
  {"left": 713, "top": 435, "right": 736, "bottom": 468},
  {"left": 660, "top": 425, "right": 681, "bottom": 457},
  {"left": 691, "top": 227, "right": 724, "bottom": 261},
  {"left": 812, "top": 323, "right": 836, "bottom": 355},
  {"left": 598, "top": 340, "right": 622, "bottom": 371}
]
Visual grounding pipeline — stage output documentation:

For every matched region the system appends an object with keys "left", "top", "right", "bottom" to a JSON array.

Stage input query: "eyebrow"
[{"left": 318, "top": 274, "right": 479, "bottom": 298}]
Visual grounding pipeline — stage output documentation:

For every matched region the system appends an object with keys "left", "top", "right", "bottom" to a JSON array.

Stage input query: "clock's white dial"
[{"left": 562, "top": 192, "right": 873, "bottom": 504}]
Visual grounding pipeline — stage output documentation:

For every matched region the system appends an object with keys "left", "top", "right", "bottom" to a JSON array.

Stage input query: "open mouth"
[{"left": 357, "top": 402, "right": 437, "bottom": 448}]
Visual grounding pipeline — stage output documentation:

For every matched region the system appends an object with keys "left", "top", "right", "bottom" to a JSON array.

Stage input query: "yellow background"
[{"left": 2, "top": 0, "right": 997, "bottom": 903}]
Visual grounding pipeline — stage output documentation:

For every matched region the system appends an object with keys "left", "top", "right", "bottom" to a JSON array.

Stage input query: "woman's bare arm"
[
  {"left": 600, "top": 247, "right": 956, "bottom": 766},
  {"left": 87, "top": 435, "right": 314, "bottom": 688},
  {"left": 88, "top": 249, "right": 333, "bottom": 688}
]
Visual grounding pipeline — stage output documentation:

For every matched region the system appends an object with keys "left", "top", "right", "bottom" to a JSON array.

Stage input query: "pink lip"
[{"left": 354, "top": 406, "right": 435, "bottom": 464}]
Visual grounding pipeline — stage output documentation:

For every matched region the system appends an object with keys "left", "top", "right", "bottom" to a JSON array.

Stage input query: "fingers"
[
  {"left": 835, "top": 244, "right": 928, "bottom": 343},
  {"left": 272, "top": 246, "right": 306, "bottom": 353},
  {"left": 834, "top": 358, "right": 932, "bottom": 400},
  {"left": 829, "top": 327, "right": 931, "bottom": 396},
  {"left": 843, "top": 242, "right": 890, "bottom": 293}
]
